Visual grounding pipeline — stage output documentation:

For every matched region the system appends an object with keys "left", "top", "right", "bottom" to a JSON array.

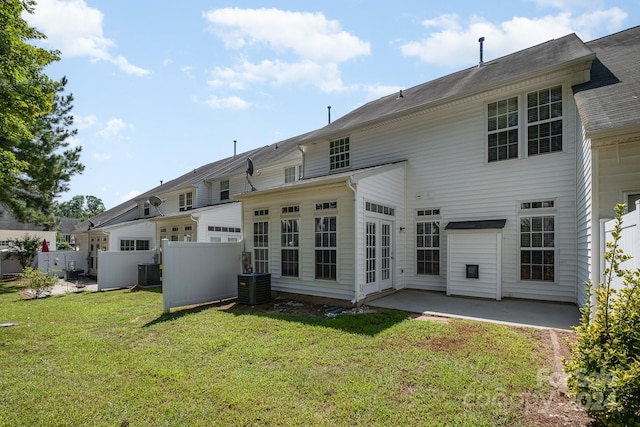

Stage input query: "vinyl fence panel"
[
  {"left": 162, "top": 241, "right": 242, "bottom": 313},
  {"left": 97, "top": 250, "right": 156, "bottom": 290}
]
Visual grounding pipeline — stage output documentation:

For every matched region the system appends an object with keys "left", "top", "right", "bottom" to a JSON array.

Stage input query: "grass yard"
[{"left": 0, "top": 282, "right": 556, "bottom": 426}]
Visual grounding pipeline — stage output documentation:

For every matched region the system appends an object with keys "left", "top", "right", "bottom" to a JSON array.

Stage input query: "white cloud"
[
  {"left": 26, "top": 0, "right": 150, "bottom": 76},
  {"left": 181, "top": 66, "right": 195, "bottom": 79},
  {"left": 203, "top": 8, "right": 370, "bottom": 93},
  {"left": 74, "top": 114, "right": 98, "bottom": 130},
  {"left": 399, "top": 7, "right": 628, "bottom": 67},
  {"left": 92, "top": 152, "right": 112, "bottom": 161},
  {"left": 97, "top": 118, "right": 132, "bottom": 138},
  {"left": 203, "top": 96, "right": 252, "bottom": 110},
  {"left": 209, "top": 59, "right": 344, "bottom": 93}
]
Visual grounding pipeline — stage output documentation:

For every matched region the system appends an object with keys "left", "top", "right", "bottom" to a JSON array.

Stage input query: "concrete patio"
[{"left": 367, "top": 289, "right": 581, "bottom": 330}]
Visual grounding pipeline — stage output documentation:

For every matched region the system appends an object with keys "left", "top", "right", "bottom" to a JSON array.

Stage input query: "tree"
[
  {"left": 5, "top": 234, "right": 42, "bottom": 270},
  {"left": 0, "top": 0, "right": 59, "bottom": 140},
  {"left": 54, "top": 195, "right": 106, "bottom": 220},
  {"left": 4, "top": 77, "right": 85, "bottom": 225},
  {"left": 0, "top": 1, "right": 85, "bottom": 226}
]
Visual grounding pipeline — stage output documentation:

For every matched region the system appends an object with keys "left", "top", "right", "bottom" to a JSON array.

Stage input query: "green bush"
[
  {"left": 564, "top": 204, "right": 640, "bottom": 426},
  {"left": 21, "top": 267, "right": 58, "bottom": 299}
]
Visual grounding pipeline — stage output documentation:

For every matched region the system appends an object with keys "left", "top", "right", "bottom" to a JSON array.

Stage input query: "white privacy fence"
[
  {"left": 38, "top": 250, "right": 89, "bottom": 277},
  {"left": 602, "top": 203, "right": 640, "bottom": 291},
  {"left": 97, "top": 250, "right": 157, "bottom": 290},
  {"left": 162, "top": 240, "right": 242, "bottom": 313}
]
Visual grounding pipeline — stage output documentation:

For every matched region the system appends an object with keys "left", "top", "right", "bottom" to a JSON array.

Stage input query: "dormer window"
[
  {"left": 329, "top": 137, "right": 350, "bottom": 170},
  {"left": 220, "top": 180, "right": 230, "bottom": 201},
  {"left": 284, "top": 166, "right": 296, "bottom": 183},
  {"left": 179, "top": 191, "right": 193, "bottom": 211}
]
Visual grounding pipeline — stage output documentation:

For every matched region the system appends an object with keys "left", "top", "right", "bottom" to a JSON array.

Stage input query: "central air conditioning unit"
[
  {"left": 237, "top": 273, "right": 271, "bottom": 305},
  {"left": 138, "top": 263, "right": 161, "bottom": 287}
]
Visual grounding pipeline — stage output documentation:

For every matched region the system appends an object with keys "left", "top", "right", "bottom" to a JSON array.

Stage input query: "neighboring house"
[
  {"left": 57, "top": 217, "right": 80, "bottom": 247},
  {"left": 234, "top": 26, "right": 640, "bottom": 307},
  {"left": 74, "top": 134, "right": 304, "bottom": 277},
  {"left": 144, "top": 134, "right": 304, "bottom": 247},
  {"left": 0, "top": 202, "right": 57, "bottom": 275}
]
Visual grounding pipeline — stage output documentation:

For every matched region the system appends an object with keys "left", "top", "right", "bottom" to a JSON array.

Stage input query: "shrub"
[
  {"left": 21, "top": 267, "right": 58, "bottom": 299},
  {"left": 564, "top": 204, "right": 640, "bottom": 426},
  {"left": 5, "top": 234, "right": 42, "bottom": 269}
]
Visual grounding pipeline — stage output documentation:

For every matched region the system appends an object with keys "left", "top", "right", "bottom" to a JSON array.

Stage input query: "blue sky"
[{"left": 25, "top": 0, "right": 638, "bottom": 209}]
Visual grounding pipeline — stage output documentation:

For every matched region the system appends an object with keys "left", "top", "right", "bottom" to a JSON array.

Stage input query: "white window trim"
[
  {"left": 485, "top": 84, "right": 566, "bottom": 164},
  {"left": 622, "top": 190, "right": 640, "bottom": 212},
  {"left": 415, "top": 208, "right": 442, "bottom": 277},
  {"left": 518, "top": 200, "right": 557, "bottom": 283}
]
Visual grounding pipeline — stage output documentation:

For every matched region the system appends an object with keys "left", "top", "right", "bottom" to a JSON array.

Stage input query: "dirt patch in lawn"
[
  {"left": 220, "top": 297, "right": 597, "bottom": 426},
  {"left": 522, "top": 329, "right": 597, "bottom": 427}
]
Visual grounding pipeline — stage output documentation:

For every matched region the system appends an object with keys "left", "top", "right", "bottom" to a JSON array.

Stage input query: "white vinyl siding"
[
  {"left": 306, "top": 78, "right": 580, "bottom": 301},
  {"left": 447, "top": 230, "right": 501, "bottom": 300},
  {"left": 598, "top": 142, "right": 640, "bottom": 219},
  {"left": 575, "top": 122, "right": 593, "bottom": 307}
]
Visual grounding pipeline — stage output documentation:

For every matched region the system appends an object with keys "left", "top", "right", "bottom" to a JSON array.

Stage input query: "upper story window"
[
  {"left": 179, "top": 191, "right": 193, "bottom": 211},
  {"left": 284, "top": 166, "right": 297, "bottom": 183},
  {"left": 329, "top": 137, "right": 350, "bottom": 170},
  {"left": 527, "top": 86, "right": 563, "bottom": 155},
  {"left": 487, "top": 86, "right": 563, "bottom": 163},
  {"left": 143, "top": 200, "right": 150, "bottom": 216},
  {"left": 488, "top": 96, "right": 519, "bottom": 162},
  {"left": 220, "top": 180, "right": 230, "bottom": 201}
]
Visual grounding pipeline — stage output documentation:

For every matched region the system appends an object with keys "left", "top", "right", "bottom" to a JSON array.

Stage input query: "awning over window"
[{"left": 444, "top": 219, "right": 507, "bottom": 230}]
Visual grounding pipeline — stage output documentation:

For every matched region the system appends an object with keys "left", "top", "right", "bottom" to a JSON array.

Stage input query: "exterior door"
[{"left": 365, "top": 219, "right": 393, "bottom": 294}]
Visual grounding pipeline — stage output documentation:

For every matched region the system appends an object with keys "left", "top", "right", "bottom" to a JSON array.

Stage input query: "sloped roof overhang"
[
  {"left": 445, "top": 219, "right": 507, "bottom": 230},
  {"left": 232, "top": 161, "right": 406, "bottom": 200}
]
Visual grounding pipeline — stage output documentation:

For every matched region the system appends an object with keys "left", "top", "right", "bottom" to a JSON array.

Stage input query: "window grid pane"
[
  {"left": 281, "top": 219, "right": 299, "bottom": 277},
  {"left": 417, "top": 220, "right": 440, "bottom": 275},
  {"left": 487, "top": 97, "right": 518, "bottom": 162},
  {"left": 315, "top": 217, "right": 337, "bottom": 280},
  {"left": 254, "top": 221, "right": 269, "bottom": 273},
  {"left": 329, "top": 137, "right": 350, "bottom": 170},
  {"left": 520, "top": 215, "right": 555, "bottom": 281},
  {"left": 527, "top": 86, "right": 563, "bottom": 155}
]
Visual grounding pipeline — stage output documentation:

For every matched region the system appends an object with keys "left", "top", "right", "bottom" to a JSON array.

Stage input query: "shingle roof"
[
  {"left": 573, "top": 26, "right": 640, "bottom": 139},
  {"left": 303, "top": 33, "right": 594, "bottom": 142}
]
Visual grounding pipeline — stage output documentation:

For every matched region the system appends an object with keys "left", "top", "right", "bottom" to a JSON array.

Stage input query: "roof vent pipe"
[
  {"left": 478, "top": 37, "right": 485, "bottom": 67},
  {"left": 327, "top": 105, "right": 331, "bottom": 124},
  {"left": 234, "top": 140, "right": 237, "bottom": 158}
]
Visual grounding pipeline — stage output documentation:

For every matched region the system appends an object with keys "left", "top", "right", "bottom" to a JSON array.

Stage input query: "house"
[
  {"left": 74, "top": 135, "right": 304, "bottom": 278},
  {"left": 57, "top": 217, "right": 80, "bottom": 248},
  {"left": 234, "top": 26, "right": 640, "bottom": 307}
]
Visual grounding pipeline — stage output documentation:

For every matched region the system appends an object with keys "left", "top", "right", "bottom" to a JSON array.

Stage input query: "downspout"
[
  {"left": 189, "top": 214, "right": 198, "bottom": 242},
  {"left": 297, "top": 144, "right": 305, "bottom": 179},
  {"left": 346, "top": 176, "right": 360, "bottom": 305}
]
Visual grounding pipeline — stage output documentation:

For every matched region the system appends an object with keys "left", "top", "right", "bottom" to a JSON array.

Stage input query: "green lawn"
[{"left": 0, "top": 282, "right": 552, "bottom": 426}]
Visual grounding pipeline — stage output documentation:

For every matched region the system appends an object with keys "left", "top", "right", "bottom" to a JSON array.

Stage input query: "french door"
[{"left": 365, "top": 219, "right": 393, "bottom": 295}]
